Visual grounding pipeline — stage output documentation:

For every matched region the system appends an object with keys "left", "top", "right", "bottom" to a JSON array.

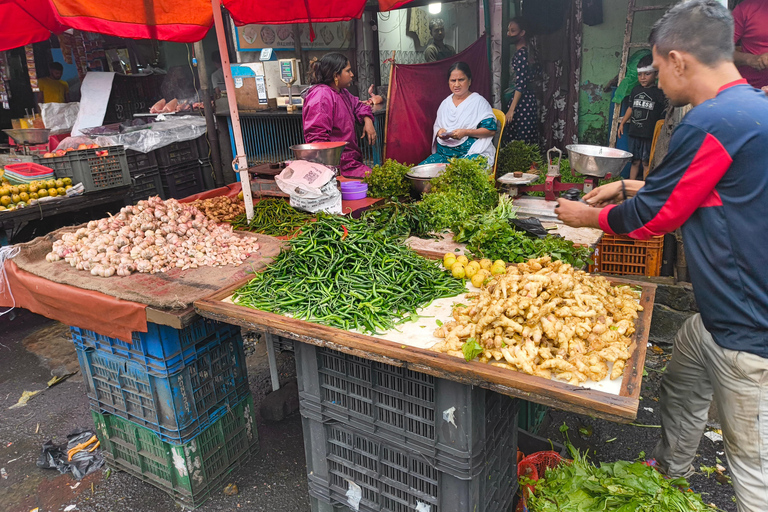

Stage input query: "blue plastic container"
[
  {"left": 77, "top": 327, "right": 249, "bottom": 444},
  {"left": 70, "top": 318, "right": 236, "bottom": 375}
]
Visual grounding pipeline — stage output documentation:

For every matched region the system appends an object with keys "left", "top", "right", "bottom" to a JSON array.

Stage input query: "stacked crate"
[
  {"left": 295, "top": 342, "right": 519, "bottom": 512},
  {"left": 155, "top": 137, "right": 206, "bottom": 199},
  {"left": 71, "top": 317, "right": 257, "bottom": 508},
  {"left": 126, "top": 149, "right": 163, "bottom": 203}
]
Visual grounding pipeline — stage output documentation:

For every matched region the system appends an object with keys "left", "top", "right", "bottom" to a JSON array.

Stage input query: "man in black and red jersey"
[{"left": 556, "top": 1, "right": 768, "bottom": 510}]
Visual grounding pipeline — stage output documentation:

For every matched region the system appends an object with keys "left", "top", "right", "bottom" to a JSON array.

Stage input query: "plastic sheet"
[
  {"left": 37, "top": 430, "right": 104, "bottom": 480},
  {"left": 93, "top": 116, "right": 207, "bottom": 154}
]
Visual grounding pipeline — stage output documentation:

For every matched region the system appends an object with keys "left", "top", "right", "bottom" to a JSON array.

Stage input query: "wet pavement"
[{"left": 1, "top": 310, "right": 736, "bottom": 512}]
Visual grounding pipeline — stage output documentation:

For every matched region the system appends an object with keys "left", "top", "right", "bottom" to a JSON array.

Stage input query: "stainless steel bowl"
[
  {"left": 406, "top": 163, "right": 446, "bottom": 197},
  {"left": 289, "top": 142, "right": 347, "bottom": 166},
  {"left": 3, "top": 128, "right": 51, "bottom": 145},
  {"left": 566, "top": 144, "right": 633, "bottom": 178}
]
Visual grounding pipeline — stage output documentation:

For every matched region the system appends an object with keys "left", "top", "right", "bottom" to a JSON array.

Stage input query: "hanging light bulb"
[{"left": 428, "top": 3, "right": 442, "bottom": 14}]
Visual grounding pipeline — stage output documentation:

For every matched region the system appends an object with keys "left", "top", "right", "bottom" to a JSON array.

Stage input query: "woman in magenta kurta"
[{"left": 302, "top": 53, "right": 380, "bottom": 178}]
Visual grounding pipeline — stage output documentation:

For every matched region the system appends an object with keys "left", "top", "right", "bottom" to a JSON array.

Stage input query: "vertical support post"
[
  {"left": 382, "top": 51, "right": 395, "bottom": 161},
  {"left": 192, "top": 40, "right": 225, "bottom": 187},
  {"left": 212, "top": 0, "right": 254, "bottom": 220},
  {"left": 264, "top": 332, "right": 281, "bottom": 392}
]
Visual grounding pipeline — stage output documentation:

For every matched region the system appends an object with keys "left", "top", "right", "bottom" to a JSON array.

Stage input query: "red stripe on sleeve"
[
  {"left": 599, "top": 205, "right": 617, "bottom": 234},
  {"left": 628, "top": 133, "right": 731, "bottom": 239},
  {"left": 699, "top": 189, "right": 723, "bottom": 208}
]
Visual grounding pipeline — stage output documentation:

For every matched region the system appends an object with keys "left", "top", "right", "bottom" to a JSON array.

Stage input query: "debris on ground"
[{"left": 37, "top": 430, "right": 104, "bottom": 480}]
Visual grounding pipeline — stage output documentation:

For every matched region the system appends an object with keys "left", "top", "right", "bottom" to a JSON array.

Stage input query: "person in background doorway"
[
  {"left": 504, "top": 17, "right": 538, "bottom": 146},
  {"left": 618, "top": 54, "right": 667, "bottom": 180},
  {"left": 302, "top": 53, "right": 377, "bottom": 178},
  {"left": 424, "top": 19, "right": 456, "bottom": 63},
  {"left": 732, "top": 0, "right": 768, "bottom": 91},
  {"left": 210, "top": 51, "right": 225, "bottom": 96},
  {"left": 37, "top": 62, "right": 69, "bottom": 104},
  {"left": 420, "top": 62, "right": 497, "bottom": 166},
  {"left": 555, "top": 2, "right": 768, "bottom": 510}
]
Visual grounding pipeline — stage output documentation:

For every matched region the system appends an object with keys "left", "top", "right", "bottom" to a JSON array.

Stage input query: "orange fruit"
[
  {"left": 28, "top": 184, "right": 38, "bottom": 193},
  {"left": 18, "top": 192, "right": 29, "bottom": 202},
  {"left": 9, "top": 186, "right": 19, "bottom": 195},
  {"left": 56, "top": 187, "right": 66, "bottom": 196},
  {"left": 11, "top": 193, "right": 20, "bottom": 203},
  {"left": 48, "top": 188, "right": 58, "bottom": 197},
  {"left": 0, "top": 196, "right": 11, "bottom": 207},
  {"left": 29, "top": 192, "right": 38, "bottom": 200},
  {"left": 0, "top": 187, "right": 9, "bottom": 197},
  {"left": 18, "top": 184, "right": 28, "bottom": 193},
  {"left": 37, "top": 189, "right": 48, "bottom": 198},
  {"left": 62, "top": 177, "right": 72, "bottom": 186},
  {"left": 54, "top": 179, "right": 64, "bottom": 188}
]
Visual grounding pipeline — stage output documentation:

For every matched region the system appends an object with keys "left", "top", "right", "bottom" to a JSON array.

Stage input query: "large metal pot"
[
  {"left": 566, "top": 144, "right": 633, "bottom": 178},
  {"left": 405, "top": 163, "right": 446, "bottom": 197},
  {"left": 289, "top": 142, "right": 347, "bottom": 167},
  {"left": 3, "top": 129, "right": 51, "bottom": 146}
]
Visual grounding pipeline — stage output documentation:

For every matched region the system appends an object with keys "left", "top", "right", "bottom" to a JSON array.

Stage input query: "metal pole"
[
  {"left": 212, "top": 0, "right": 254, "bottom": 221},
  {"left": 193, "top": 40, "right": 225, "bottom": 187}
]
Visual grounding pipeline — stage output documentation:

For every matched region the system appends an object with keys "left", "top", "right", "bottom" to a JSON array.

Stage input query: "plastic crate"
[
  {"left": 70, "top": 318, "right": 235, "bottom": 375},
  {"left": 76, "top": 328, "right": 249, "bottom": 444},
  {"left": 126, "top": 149, "right": 158, "bottom": 173},
  {"left": 517, "top": 400, "right": 549, "bottom": 435},
  {"left": 304, "top": 393, "right": 518, "bottom": 512},
  {"left": 589, "top": 234, "right": 664, "bottom": 276},
  {"left": 33, "top": 146, "right": 130, "bottom": 193},
  {"left": 159, "top": 161, "right": 205, "bottom": 199},
  {"left": 128, "top": 167, "right": 164, "bottom": 203},
  {"left": 93, "top": 392, "right": 258, "bottom": 509},
  {"left": 155, "top": 139, "right": 200, "bottom": 168},
  {"left": 296, "top": 342, "right": 519, "bottom": 476}
]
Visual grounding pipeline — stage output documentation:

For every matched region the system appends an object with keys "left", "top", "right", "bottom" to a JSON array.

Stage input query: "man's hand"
[
  {"left": 365, "top": 85, "right": 384, "bottom": 105},
  {"left": 583, "top": 181, "right": 625, "bottom": 207},
  {"left": 555, "top": 199, "right": 601, "bottom": 229},
  {"left": 617, "top": 122, "right": 625, "bottom": 138},
  {"left": 362, "top": 117, "right": 377, "bottom": 145}
]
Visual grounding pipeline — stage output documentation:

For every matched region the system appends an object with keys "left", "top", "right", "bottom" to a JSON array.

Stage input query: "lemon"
[
  {"left": 62, "top": 177, "right": 72, "bottom": 186},
  {"left": 0, "top": 187, "right": 9, "bottom": 197},
  {"left": 451, "top": 263, "right": 466, "bottom": 279},
  {"left": 491, "top": 264, "right": 506, "bottom": 276},
  {"left": 237, "top": 191, "right": 244, "bottom": 201},
  {"left": 471, "top": 272, "right": 486, "bottom": 288},
  {"left": 465, "top": 264, "right": 478, "bottom": 278},
  {"left": 18, "top": 184, "right": 28, "bottom": 193},
  {"left": 0, "top": 205, "right": 5, "bottom": 211},
  {"left": 29, "top": 192, "right": 38, "bottom": 200},
  {"left": 28, "top": 184, "right": 38, "bottom": 193},
  {"left": 55, "top": 179, "right": 64, "bottom": 188},
  {"left": 479, "top": 259, "right": 492, "bottom": 270},
  {"left": 456, "top": 255, "right": 469, "bottom": 266},
  {"left": 493, "top": 259, "right": 505, "bottom": 268},
  {"left": 0, "top": 195, "right": 10, "bottom": 207},
  {"left": 9, "top": 186, "right": 19, "bottom": 195},
  {"left": 37, "top": 189, "right": 48, "bottom": 198},
  {"left": 48, "top": 188, "right": 58, "bottom": 197},
  {"left": 57, "top": 187, "right": 66, "bottom": 196},
  {"left": 18, "top": 192, "right": 29, "bottom": 202},
  {"left": 443, "top": 255, "right": 456, "bottom": 270},
  {"left": 11, "top": 193, "right": 20, "bottom": 203}
]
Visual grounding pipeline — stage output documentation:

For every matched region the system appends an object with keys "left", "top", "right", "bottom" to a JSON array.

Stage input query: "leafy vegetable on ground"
[
  {"left": 496, "top": 140, "right": 543, "bottom": 177},
  {"left": 228, "top": 198, "right": 311, "bottom": 236},
  {"left": 418, "top": 157, "right": 498, "bottom": 232},
  {"left": 363, "top": 159, "right": 412, "bottom": 198},
  {"left": 453, "top": 193, "right": 518, "bottom": 243},
  {"left": 523, "top": 427, "right": 716, "bottom": 511},
  {"left": 233, "top": 216, "right": 466, "bottom": 334}
]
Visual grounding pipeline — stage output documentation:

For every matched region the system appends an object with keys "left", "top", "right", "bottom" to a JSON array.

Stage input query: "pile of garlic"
[{"left": 45, "top": 196, "right": 260, "bottom": 277}]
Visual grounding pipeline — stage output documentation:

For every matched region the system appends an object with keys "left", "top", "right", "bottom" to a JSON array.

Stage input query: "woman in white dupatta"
[{"left": 419, "top": 62, "right": 497, "bottom": 167}]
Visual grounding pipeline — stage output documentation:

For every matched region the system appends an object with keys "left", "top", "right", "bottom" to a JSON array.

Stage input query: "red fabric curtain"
[
  {"left": 385, "top": 36, "right": 491, "bottom": 165},
  {"left": 224, "top": 0, "right": 414, "bottom": 26}
]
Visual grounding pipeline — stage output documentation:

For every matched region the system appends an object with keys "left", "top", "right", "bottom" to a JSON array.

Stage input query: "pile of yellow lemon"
[
  {"left": 443, "top": 253, "right": 508, "bottom": 288},
  {"left": 0, "top": 177, "right": 73, "bottom": 211}
]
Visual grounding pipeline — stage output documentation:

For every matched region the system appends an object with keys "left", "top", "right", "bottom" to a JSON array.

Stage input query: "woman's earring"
[{"left": 334, "top": 78, "right": 339, "bottom": 87}]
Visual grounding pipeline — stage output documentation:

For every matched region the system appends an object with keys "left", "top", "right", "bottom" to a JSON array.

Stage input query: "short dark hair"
[
  {"left": 637, "top": 54, "right": 654, "bottom": 70},
  {"left": 309, "top": 52, "right": 349, "bottom": 86},
  {"left": 429, "top": 19, "right": 445, "bottom": 32},
  {"left": 447, "top": 61, "right": 472, "bottom": 81},
  {"left": 649, "top": 0, "right": 734, "bottom": 66},
  {"left": 49, "top": 62, "right": 63, "bottom": 72},
  {"left": 509, "top": 17, "right": 528, "bottom": 34}
]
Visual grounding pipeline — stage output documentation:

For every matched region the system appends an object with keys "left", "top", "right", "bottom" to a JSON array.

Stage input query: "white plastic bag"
[{"left": 275, "top": 160, "right": 341, "bottom": 214}]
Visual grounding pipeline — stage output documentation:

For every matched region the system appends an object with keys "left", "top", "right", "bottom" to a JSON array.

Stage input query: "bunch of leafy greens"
[
  {"left": 525, "top": 426, "right": 715, "bottom": 512},
  {"left": 496, "top": 140, "right": 543, "bottom": 177},
  {"left": 363, "top": 159, "right": 412, "bottom": 198},
  {"left": 360, "top": 200, "right": 431, "bottom": 239},
  {"left": 417, "top": 157, "right": 498, "bottom": 232},
  {"left": 453, "top": 193, "right": 517, "bottom": 243},
  {"left": 464, "top": 219, "right": 592, "bottom": 268}
]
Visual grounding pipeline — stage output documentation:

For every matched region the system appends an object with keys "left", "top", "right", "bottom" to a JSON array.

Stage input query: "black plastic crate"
[
  {"left": 196, "top": 135, "right": 212, "bottom": 166},
  {"left": 304, "top": 391, "right": 519, "bottom": 512},
  {"left": 296, "top": 342, "right": 519, "bottom": 477},
  {"left": 126, "top": 149, "right": 158, "bottom": 173},
  {"left": 33, "top": 146, "right": 130, "bottom": 193},
  {"left": 155, "top": 139, "right": 200, "bottom": 168},
  {"left": 159, "top": 162, "right": 204, "bottom": 199},
  {"left": 129, "top": 167, "right": 164, "bottom": 203}
]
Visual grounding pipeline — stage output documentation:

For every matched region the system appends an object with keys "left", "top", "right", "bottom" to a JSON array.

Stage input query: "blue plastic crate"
[
  {"left": 77, "top": 327, "right": 249, "bottom": 444},
  {"left": 70, "top": 318, "right": 237, "bottom": 375}
]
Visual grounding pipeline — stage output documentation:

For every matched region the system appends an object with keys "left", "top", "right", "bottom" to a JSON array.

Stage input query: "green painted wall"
[{"left": 578, "top": 0, "right": 673, "bottom": 144}]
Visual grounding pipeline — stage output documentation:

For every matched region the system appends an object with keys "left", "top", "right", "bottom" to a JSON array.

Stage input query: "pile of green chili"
[
  {"left": 228, "top": 198, "right": 311, "bottom": 236},
  {"left": 233, "top": 216, "right": 466, "bottom": 334}
]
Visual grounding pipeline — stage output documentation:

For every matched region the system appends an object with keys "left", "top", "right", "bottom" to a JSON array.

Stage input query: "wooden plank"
[
  {"left": 195, "top": 278, "right": 656, "bottom": 423},
  {"left": 145, "top": 305, "right": 199, "bottom": 329}
]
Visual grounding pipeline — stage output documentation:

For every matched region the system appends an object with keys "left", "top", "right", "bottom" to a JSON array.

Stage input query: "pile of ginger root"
[{"left": 431, "top": 256, "right": 644, "bottom": 385}]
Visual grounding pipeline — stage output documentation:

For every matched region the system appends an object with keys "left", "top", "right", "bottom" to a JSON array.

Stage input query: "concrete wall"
[{"left": 578, "top": 0, "right": 673, "bottom": 143}]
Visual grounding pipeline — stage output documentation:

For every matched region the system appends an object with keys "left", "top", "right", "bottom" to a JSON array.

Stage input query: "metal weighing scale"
[
  {"left": 278, "top": 58, "right": 301, "bottom": 112},
  {"left": 2, "top": 128, "right": 51, "bottom": 156},
  {"left": 497, "top": 144, "right": 632, "bottom": 222}
]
